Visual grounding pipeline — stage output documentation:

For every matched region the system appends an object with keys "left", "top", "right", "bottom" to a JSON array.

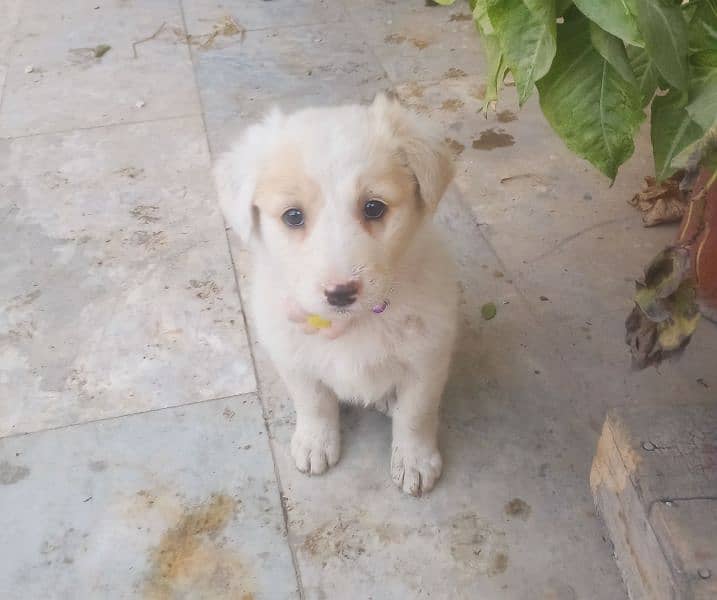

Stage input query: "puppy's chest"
[{"left": 319, "top": 350, "right": 404, "bottom": 405}]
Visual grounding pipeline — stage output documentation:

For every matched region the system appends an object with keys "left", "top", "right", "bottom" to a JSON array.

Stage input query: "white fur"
[{"left": 215, "top": 96, "right": 458, "bottom": 496}]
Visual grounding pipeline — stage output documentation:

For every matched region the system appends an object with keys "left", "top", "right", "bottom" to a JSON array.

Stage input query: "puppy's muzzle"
[{"left": 324, "top": 281, "right": 360, "bottom": 307}]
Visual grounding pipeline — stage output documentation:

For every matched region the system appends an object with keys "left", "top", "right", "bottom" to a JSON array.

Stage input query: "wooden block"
[{"left": 590, "top": 403, "right": 717, "bottom": 599}]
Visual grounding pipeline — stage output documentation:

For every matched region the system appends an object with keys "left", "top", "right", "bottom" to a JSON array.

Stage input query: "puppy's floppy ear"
[
  {"left": 213, "top": 108, "right": 283, "bottom": 243},
  {"left": 370, "top": 93, "right": 454, "bottom": 212}
]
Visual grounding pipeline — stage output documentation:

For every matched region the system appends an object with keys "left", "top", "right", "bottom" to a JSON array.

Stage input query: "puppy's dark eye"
[
  {"left": 363, "top": 199, "right": 387, "bottom": 220},
  {"left": 282, "top": 208, "right": 305, "bottom": 228}
]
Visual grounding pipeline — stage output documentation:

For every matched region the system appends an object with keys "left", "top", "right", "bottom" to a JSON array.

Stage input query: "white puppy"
[{"left": 215, "top": 94, "right": 457, "bottom": 496}]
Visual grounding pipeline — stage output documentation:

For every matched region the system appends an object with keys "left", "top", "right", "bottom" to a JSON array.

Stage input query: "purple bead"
[{"left": 372, "top": 300, "right": 388, "bottom": 314}]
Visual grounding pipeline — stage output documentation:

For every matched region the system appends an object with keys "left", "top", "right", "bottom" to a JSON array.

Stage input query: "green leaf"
[
  {"left": 473, "top": 0, "right": 506, "bottom": 110},
  {"left": 556, "top": 0, "right": 573, "bottom": 16},
  {"left": 573, "top": 0, "right": 641, "bottom": 45},
  {"left": 481, "top": 302, "right": 497, "bottom": 320},
  {"left": 627, "top": 45, "right": 658, "bottom": 105},
  {"left": 488, "top": 0, "right": 557, "bottom": 106},
  {"left": 432, "top": 0, "right": 457, "bottom": 4},
  {"left": 651, "top": 89, "right": 703, "bottom": 181},
  {"left": 672, "top": 123, "right": 717, "bottom": 173},
  {"left": 685, "top": 0, "right": 717, "bottom": 129},
  {"left": 536, "top": 11, "right": 644, "bottom": 179},
  {"left": 482, "top": 34, "right": 508, "bottom": 111},
  {"left": 633, "top": 0, "right": 688, "bottom": 90},
  {"left": 589, "top": 23, "right": 636, "bottom": 85}
]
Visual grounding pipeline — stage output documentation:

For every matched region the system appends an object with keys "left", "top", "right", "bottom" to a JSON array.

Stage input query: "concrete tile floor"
[{"left": 1, "top": 1, "right": 714, "bottom": 598}]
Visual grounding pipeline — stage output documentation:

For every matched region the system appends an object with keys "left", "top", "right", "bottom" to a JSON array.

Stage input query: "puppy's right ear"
[{"left": 213, "top": 109, "right": 283, "bottom": 244}]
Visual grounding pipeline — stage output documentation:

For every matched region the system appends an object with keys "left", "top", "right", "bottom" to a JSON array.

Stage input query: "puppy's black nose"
[{"left": 324, "top": 281, "right": 360, "bottom": 307}]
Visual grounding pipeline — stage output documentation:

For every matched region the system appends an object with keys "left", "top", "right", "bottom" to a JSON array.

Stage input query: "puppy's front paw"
[
  {"left": 391, "top": 442, "right": 442, "bottom": 496},
  {"left": 291, "top": 423, "right": 340, "bottom": 475}
]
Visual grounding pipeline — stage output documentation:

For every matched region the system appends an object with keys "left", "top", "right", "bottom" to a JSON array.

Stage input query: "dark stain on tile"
[
  {"left": 0, "top": 461, "right": 30, "bottom": 485},
  {"left": 441, "top": 98, "right": 464, "bottom": 112},
  {"left": 496, "top": 109, "right": 517, "bottom": 122},
  {"left": 472, "top": 128, "right": 515, "bottom": 150},
  {"left": 384, "top": 33, "right": 431, "bottom": 49},
  {"left": 444, "top": 137, "right": 465, "bottom": 155},
  {"left": 444, "top": 67, "right": 467, "bottom": 79},
  {"left": 490, "top": 551, "right": 509, "bottom": 575},
  {"left": 88, "top": 460, "right": 107, "bottom": 472},
  {"left": 449, "top": 13, "right": 473, "bottom": 21},
  {"left": 504, "top": 498, "right": 531, "bottom": 520}
]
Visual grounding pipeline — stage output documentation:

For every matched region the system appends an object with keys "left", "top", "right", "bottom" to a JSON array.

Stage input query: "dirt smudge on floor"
[
  {"left": 444, "top": 67, "right": 467, "bottom": 79},
  {"left": 384, "top": 33, "right": 431, "bottom": 49},
  {"left": 449, "top": 13, "right": 473, "bottom": 21},
  {"left": 441, "top": 98, "right": 464, "bottom": 112},
  {"left": 449, "top": 513, "right": 509, "bottom": 576},
  {"left": 472, "top": 128, "right": 515, "bottom": 150},
  {"left": 444, "top": 137, "right": 465, "bottom": 155},
  {"left": 470, "top": 84, "right": 487, "bottom": 100},
  {"left": 144, "top": 493, "right": 252, "bottom": 599},
  {"left": 497, "top": 110, "right": 517, "bottom": 122},
  {"left": 188, "top": 279, "right": 221, "bottom": 300},
  {"left": 88, "top": 460, "right": 107, "bottom": 472},
  {"left": 0, "top": 461, "right": 30, "bottom": 485},
  {"left": 130, "top": 205, "right": 160, "bottom": 224},
  {"left": 402, "top": 81, "right": 425, "bottom": 98},
  {"left": 504, "top": 498, "right": 531, "bottom": 520}
]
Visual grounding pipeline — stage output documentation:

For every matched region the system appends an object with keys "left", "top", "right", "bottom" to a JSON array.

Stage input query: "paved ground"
[{"left": 1, "top": 1, "right": 715, "bottom": 599}]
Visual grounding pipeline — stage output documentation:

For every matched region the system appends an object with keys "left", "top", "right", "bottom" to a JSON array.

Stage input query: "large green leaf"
[
  {"left": 651, "top": 89, "right": 703, "bottom": 180},
  {"left": 473, "top": 0, "right": 506, "bottom": 110},
  {"left": 627, "top": 45, "right": 658, "bottom": 106},
  {"left": 536, "top": 11, "right": 644, "bottom": 179},
  {"left": 573, "top": 0, "right": 641, "bottom": 45},
  {"left": 685, "top": 0, "right": 717, "bottom": 129},
  {"left": 488, "top": 0, "right": 557, "bottom": 106},
  {"left": 633, "top": 0, "right": 688, "bottom": 90},
  {"left": 589, "top": 22, "right": 636, "bottom": 85}
]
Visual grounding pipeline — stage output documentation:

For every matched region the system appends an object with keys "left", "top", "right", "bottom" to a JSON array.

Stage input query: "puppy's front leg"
[
  {"left": 285, "top": 372, "right": 340, "bottom": 475},
  {"left": 391, "top": 365, "right": 448, "bottom": 496}
]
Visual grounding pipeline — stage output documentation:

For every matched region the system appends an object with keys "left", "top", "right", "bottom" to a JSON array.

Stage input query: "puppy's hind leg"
[{"left": 285, "top": 372, "right": 341, "bottom": 475}]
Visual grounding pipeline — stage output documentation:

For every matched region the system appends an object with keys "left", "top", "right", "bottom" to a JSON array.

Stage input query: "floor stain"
[
  {"left": 8, "top": 289, "right": 41, "bottom": 310},
  {"left": 302, "top": 517, "right": 367, "bottom": 565},
  {"left": 0, "top": 461, "right": 30, "bottom": 485},
  {"left": 188, "top": 279, "right": 221, "bottom": 300},
  {"left": 88, "top": 460, "right": 107, "bottom": 472},
  {"left": 472, "top": 128, "right": 515, "bottom": 150},
  {"left": 448, "top": 513, "right": 509, "bottom": 576},
  {"left": 116, "top": 166, "right": 145, "bottom": 179},
  {"left": 130, "top": 205, "right": 160, "bottom": 224},
  {"left": 441, "top": 98, "right": 464, "bottom": 112},
  {"left": 504, "top": 498, "right": 531, "bottom": 520},
  {"left": 470, "top": 84, "right": 487, "bottom": 100},
  {"left": 131, "top": 230, "right": 167, "bottom": 251},
  {"left": 497, "top": 110, "right": 517, "bottom": 123},
  {"left": 444, "top": 67, "right": 467, "bottom": 79},
  {"left": 384, "top": 33, "right": 430, "bottom": 49},
  {"left": 449, "top": 13, "right": 473, "bottom": 21},
  {"left": 444, "top": 137, "right": 465, "bottom": 155},
  {"left": 144, "top": 493, "right": 251, "bottom": 600},
  {"left": 402, "top": 81, "right": 425, "bottom": 98}
]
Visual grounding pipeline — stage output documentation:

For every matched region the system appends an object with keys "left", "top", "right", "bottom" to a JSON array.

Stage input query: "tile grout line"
[
  {"left": 177, "top": 1, "right": 305, "bottom": 598},
  {"left": 0, "top": 112, "right": 200, "bottom": 141},
  {"left": 0, "top": 3, "right": 23, "bottom": 124},
  {"left": 0, "top": 391, "right": 256, "bottom": 441}
]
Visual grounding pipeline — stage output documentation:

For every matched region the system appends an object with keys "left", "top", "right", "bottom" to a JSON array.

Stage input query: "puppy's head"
[{"left": 214, "top": 94, "right": 453, "bottom": 318}]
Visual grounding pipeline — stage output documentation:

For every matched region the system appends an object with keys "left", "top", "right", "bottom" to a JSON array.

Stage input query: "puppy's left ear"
[{"left": 371, "top": 93, "right": 454, "bottom": 212}]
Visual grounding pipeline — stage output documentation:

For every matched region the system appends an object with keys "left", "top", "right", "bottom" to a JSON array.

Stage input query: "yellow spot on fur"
[{"left": 307, "top": 314, "right": 332, "bottom": 329}]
